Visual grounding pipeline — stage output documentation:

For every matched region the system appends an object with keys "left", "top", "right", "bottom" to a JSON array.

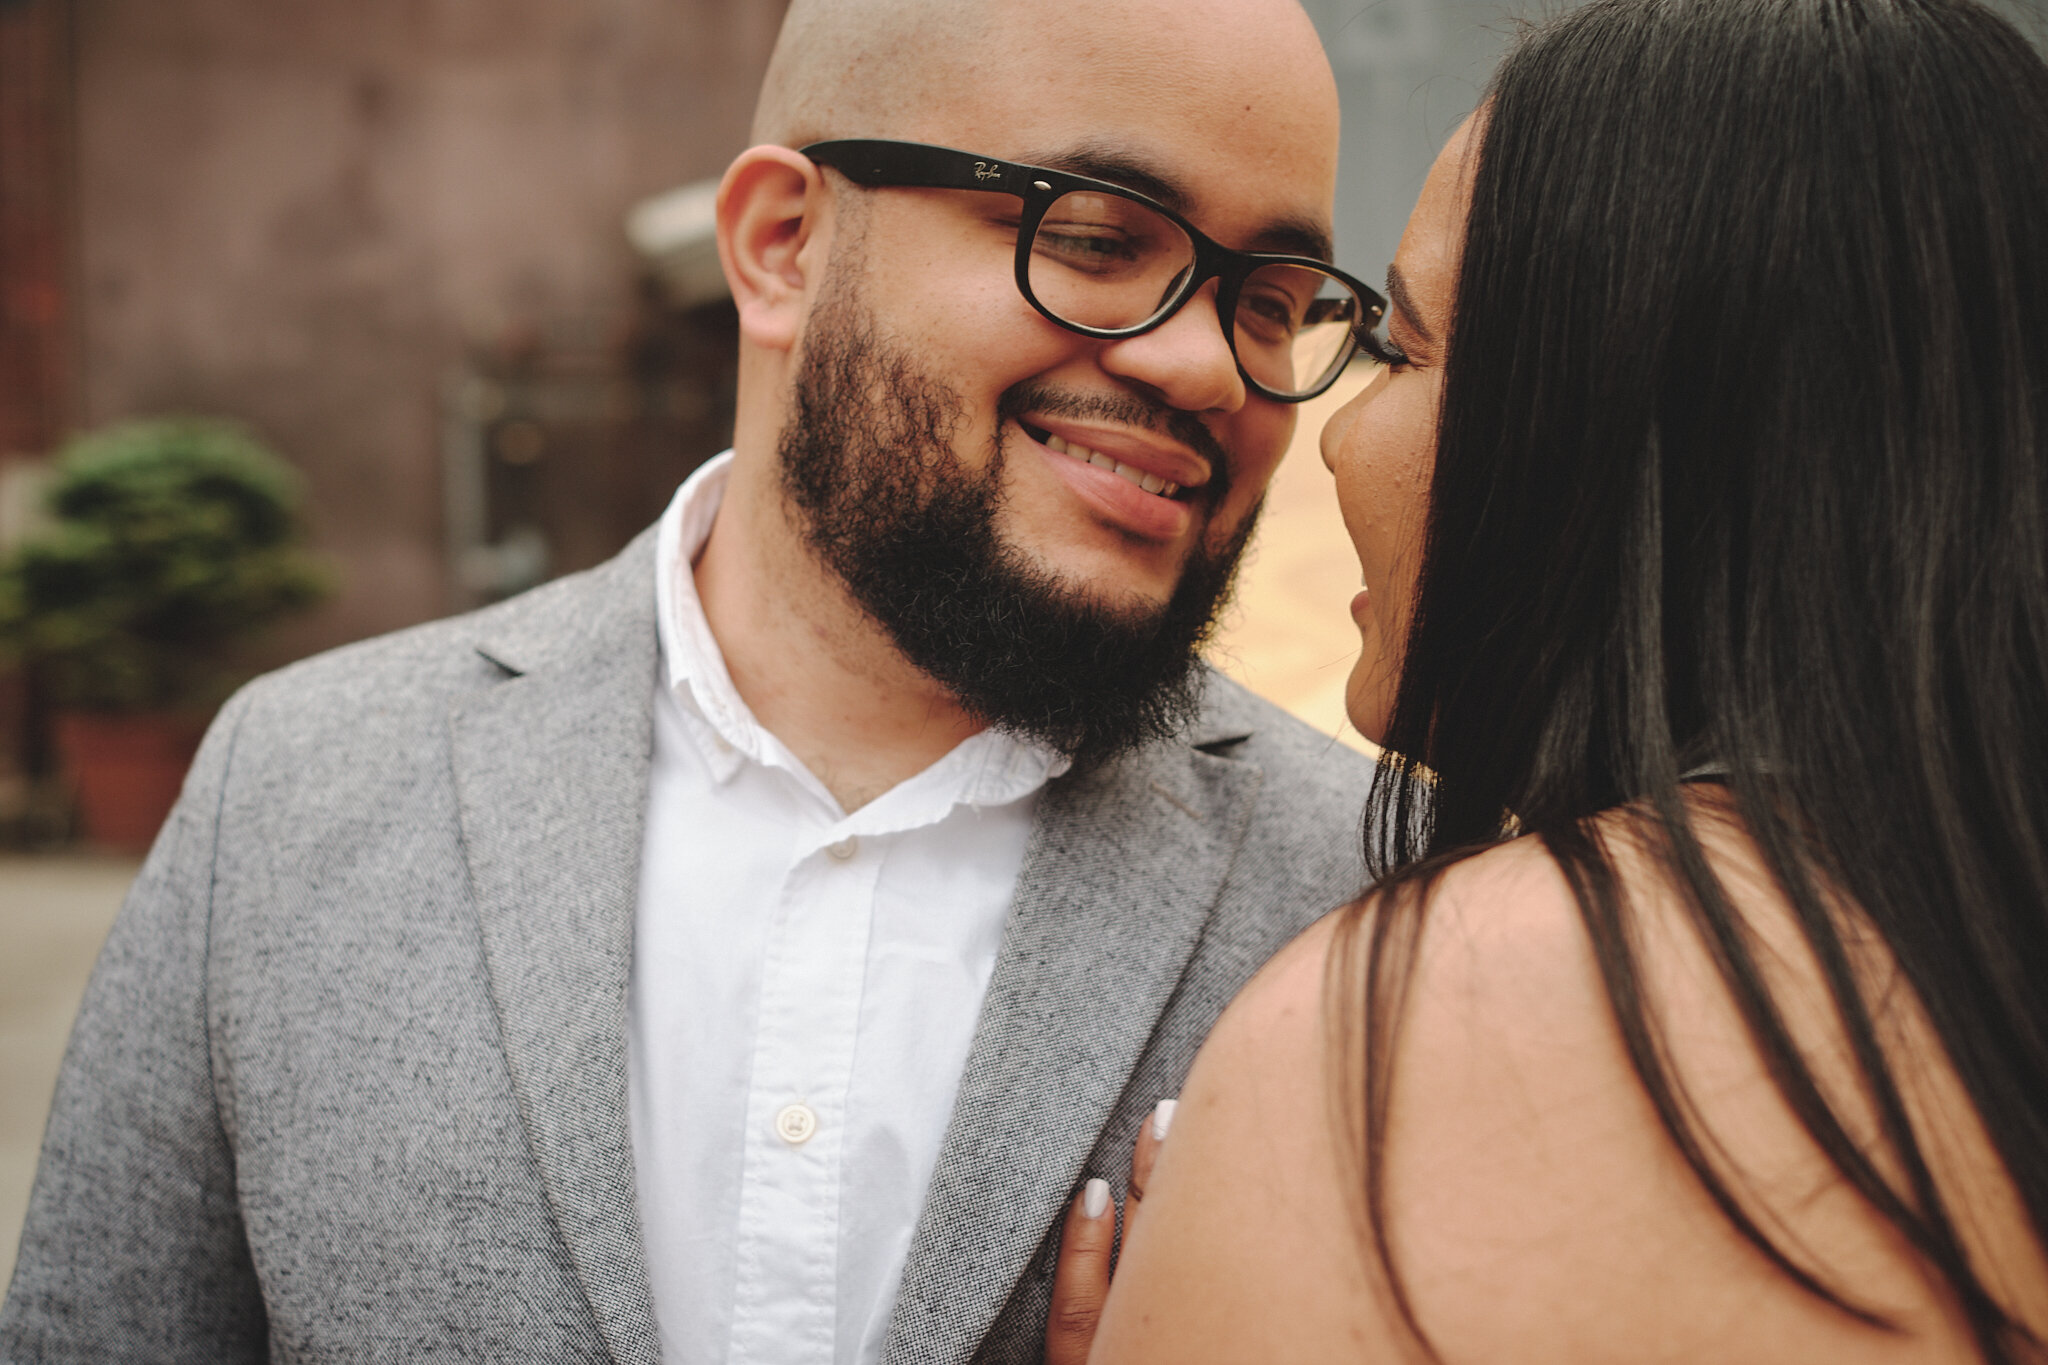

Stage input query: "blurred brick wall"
[
  {"left": 70, "top": 0, "right": 786, "bottom": 656},
  {"left": 0, "top": 0, "right": 71, "bottom": 462},
  {"left": 0, "top": 0, "right": 75, "bottom": 806}
]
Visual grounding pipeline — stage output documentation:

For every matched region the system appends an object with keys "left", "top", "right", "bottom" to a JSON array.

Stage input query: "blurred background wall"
[
  {"left": 2, "top": 0, "right": 784, "bottom": 649},
  {"left": 0, "top": 0, "right": 789, "bottom": 826},
  {"left": 1308, "top": 0, "right": 1513, "bottom": 272}
]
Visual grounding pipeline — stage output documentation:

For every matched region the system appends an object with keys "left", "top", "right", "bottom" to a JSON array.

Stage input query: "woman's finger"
[
  {"left": 1122, "top": 1097, "right": 1176, "bottom": 1253},
  {"left": 1045, "top": 1177, "right": 1115, "bottom": 1365}
]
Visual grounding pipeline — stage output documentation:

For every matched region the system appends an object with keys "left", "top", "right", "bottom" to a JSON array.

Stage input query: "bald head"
[
  {"left": 751, "top": 0, "right": 989, "bottom": 146},
  {"left": 751, "top": 0, "right": 1336, "bottom": 157}
]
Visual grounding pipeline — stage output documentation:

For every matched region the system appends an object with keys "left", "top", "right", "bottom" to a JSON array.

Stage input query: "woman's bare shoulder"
[
  {"left": 1084, "top": 911, "right": 1388, "bottom": 1364},
  {"left": 1084, "top": 857, "right": 1592, "bottom": 1365},
  {"left": 1089, "top": 823, "right": 2033, "bottom": 1363}
]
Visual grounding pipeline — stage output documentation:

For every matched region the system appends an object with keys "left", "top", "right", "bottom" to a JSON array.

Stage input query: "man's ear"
[{"left": 716, "top": 145, "right": 830, "bottom": 354}]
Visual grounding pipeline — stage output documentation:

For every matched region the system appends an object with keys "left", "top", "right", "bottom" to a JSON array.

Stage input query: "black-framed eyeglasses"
[{"left": 800, "top": 138, "right": 1392, "bottom": 403}]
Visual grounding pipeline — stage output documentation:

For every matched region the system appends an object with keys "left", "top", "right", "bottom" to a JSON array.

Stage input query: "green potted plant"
[{"left": 0, "top": 417, "right": 331, "bottom": 851}]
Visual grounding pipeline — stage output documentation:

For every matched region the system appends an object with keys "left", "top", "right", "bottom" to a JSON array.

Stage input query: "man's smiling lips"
[
  {"left": 1017, "top": 419, "right": 1209, "bottom": 543},
  {"left": 1023, "top": 424, "right": 1184, "bottom": 498}
]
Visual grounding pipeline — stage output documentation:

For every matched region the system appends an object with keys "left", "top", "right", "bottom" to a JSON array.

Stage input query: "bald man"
[{"left": 0, "top": 2, "right": 1378, "bottom": 1361}]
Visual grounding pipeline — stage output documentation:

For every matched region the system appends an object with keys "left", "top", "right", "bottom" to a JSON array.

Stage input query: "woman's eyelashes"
[{"left": 1362, "top": 330, "right": 1410, "bottom": 369}]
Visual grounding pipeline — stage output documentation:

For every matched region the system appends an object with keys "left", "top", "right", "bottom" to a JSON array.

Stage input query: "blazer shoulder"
[
  {"left": 1191, "top": 670, "right": 1377, "bottom": 798},
  {"left": 227, "top": 526, "right": 657, "bottom": 735},
  {"left": 1159, "top": 671, "right": 1378, "bottom": 913}
]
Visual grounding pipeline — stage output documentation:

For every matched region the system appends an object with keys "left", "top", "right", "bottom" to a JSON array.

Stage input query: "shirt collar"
[{"left": 653, "top": 451, "right": 1069, "bottom": 820}]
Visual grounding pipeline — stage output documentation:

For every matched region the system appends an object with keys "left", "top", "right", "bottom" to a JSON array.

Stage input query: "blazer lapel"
[
  {"left": 450, "top": 534, "right": 662, "bottom": 1365},
  {"left": 884, "top": 730, "right": 1265, "bottom": 1364}
]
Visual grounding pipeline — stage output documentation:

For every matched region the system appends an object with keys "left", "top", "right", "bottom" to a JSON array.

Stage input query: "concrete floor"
[{"left": 0, "top": 854, "right": 137, "bottom": 1295}]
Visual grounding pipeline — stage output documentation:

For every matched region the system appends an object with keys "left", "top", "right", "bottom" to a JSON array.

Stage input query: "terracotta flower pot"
[{"left": 52, "top": 710, "right": 207, "bottom": 855}]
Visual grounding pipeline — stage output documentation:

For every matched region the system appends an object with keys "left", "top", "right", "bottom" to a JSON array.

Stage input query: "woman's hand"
[{"left": 1043, "top": 1098, "right": 1176, "bottom": 1365}]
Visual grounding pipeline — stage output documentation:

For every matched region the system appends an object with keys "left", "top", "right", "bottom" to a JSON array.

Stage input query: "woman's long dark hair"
[{"left": 1342, "top": 0, "right": 2048, "bottom": 1358}]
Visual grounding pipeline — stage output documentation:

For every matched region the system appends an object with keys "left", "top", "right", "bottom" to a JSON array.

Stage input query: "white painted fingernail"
[
  {"left": 1151, "top": 1098, "right": 1178, "bottom": 1141},
  {"left": 1083, "top": 1177, "right": 1110, "bottom": 1219}
]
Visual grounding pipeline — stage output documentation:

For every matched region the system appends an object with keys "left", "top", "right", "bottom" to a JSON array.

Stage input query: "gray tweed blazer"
[{"left": 0, "top": 528, "right": 1374, "bottom": 1364}]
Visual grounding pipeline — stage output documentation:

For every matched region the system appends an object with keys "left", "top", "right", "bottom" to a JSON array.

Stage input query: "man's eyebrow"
[
  {"left": 1023, "top": 143, "right": 1335, "bottom": 263},
  {"left": 1247, "top": 219, "right": 1334, "bottom": 263},
  {"left": 1024, "top": 144, "right": 1192, "bottom": 213},
  {"left": 1387, "top": 263, "right": 1436, "bottom": 345}
]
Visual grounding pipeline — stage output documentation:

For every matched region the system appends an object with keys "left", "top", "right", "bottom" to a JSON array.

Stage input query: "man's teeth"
[{"left": 1042, "top": 432, "right": 1179, "bottom": 498}]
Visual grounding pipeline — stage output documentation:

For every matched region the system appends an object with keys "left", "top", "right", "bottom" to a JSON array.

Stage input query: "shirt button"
[
  {"left": 774, "top": 1102, "right": 818, "bottom": 1145},
  {"left": 825, "top": 836, "right": 858, "bottom": 861}
]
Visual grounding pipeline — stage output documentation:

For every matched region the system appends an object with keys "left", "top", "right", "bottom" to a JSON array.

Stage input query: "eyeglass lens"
[{"left": 1024, "top": 189, "right": 1369, "bottom": 398}]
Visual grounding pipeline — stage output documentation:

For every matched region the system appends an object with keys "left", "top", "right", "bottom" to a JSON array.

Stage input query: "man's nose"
[{"left": 1094, "top": 279, "right": 1248, "bottom": 415}]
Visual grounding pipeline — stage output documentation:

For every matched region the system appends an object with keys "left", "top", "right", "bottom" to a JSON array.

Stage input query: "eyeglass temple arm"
[
  {"left": 802, "top": 140, "right": 1039, "bottom": 195},
  {"left": 1293, "top": 296, "right": 1376, "bottom": 324}
]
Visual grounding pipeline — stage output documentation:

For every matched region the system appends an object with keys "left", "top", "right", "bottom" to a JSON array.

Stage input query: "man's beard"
[{"left": 776, "top": 285, "right": 1258, "bottom": 769}]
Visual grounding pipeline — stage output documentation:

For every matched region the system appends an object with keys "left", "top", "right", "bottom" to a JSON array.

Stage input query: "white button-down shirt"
[{"left": 628, "top": 452, "right": 1068, "bottom": 1365}]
